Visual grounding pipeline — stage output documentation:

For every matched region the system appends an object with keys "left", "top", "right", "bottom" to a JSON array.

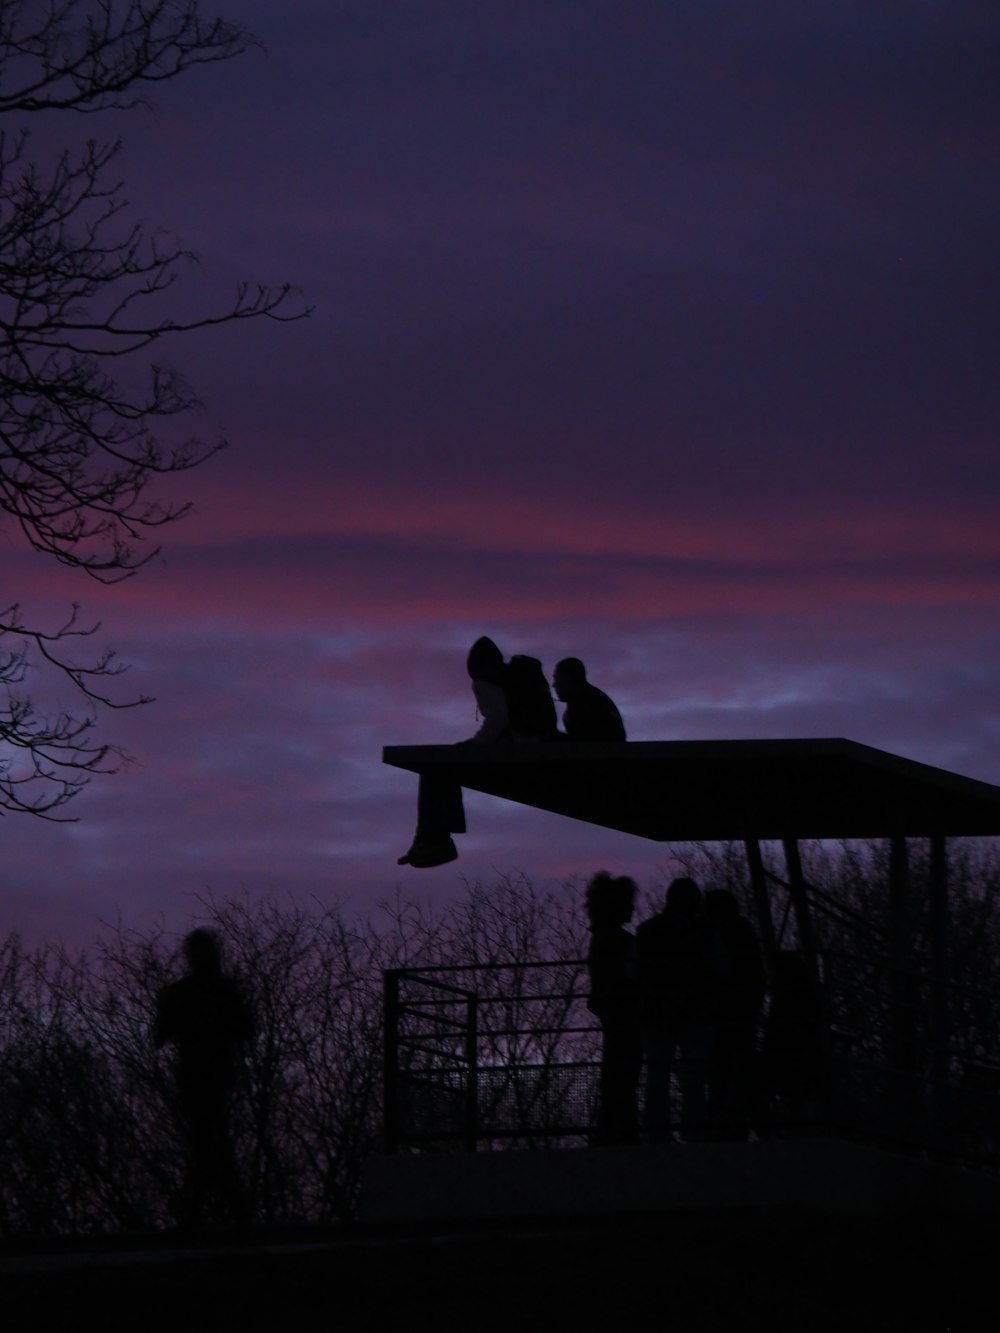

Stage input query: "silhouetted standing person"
[
  {"left": 761, "top": 950, "right": 828, "bottom": 1132},
  {"left": 586, "top": 872, "right": 642, "bottom": 1146},
  {"left": 154, "top": 929, "right": 253, "bottom": 1230},
  {"left": 704, "top": 889, "right": 765, "bottom": 1140},
  {"left": 637, "top": 877, "right": 718, "bottom": 1142},
  {"left": 553, "top": 658, "right": 627, "bottom": 743}
]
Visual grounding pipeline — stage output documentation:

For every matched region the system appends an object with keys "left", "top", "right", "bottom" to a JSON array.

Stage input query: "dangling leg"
[{"left": 398, "top": 774, "right": 464, "bottom": 867}]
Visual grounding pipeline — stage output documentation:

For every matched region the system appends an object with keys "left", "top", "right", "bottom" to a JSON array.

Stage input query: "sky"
[{"left": 4, "top": 0, "right": 1000, "bottom": 944}]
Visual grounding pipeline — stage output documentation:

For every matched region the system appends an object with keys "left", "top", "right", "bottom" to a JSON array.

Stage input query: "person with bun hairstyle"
[{"left": 586, "top": 871, "right": 642, "bottom": 1145}]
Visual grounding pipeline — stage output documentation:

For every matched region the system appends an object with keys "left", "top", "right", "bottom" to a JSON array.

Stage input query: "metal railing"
[
  {"left": 383, "top": 958, "right": 595, "bottom": 1152},
  {"left": 383, "top": 952, "right": 1000, "bottom": 1166}
]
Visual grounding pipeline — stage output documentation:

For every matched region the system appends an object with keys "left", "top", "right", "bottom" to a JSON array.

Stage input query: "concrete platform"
[{"left": 363, "top": 1138, "right": 1000, "bottom": 1222}]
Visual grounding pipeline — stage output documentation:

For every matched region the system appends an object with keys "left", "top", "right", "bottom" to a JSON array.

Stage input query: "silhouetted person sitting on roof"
[
  {"left": 586, "top": 871, "right": 642, "bottom": 1146},
  {"left": 637, "top": 877, "right": 720, "bottom": 1142},
  {"left": 398, "top": 636, "right": 557, "bottom": 868},
  {"left": 704, "top": 889, "right": 765, "bottom": 1140},
  {"left": 553, "top": 658, "right": 626, "bottom": 743},
  {"left": 153, "top": 929, "right": 253, "bottom": 1230}
]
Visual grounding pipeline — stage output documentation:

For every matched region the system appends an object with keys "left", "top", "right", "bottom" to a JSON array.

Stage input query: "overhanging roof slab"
[{"left": 382, "top": 739, "right": 1000, "bottom": 842}]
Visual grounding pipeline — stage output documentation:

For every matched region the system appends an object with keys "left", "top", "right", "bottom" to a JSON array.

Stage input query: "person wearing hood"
[{"left": 398, "top": 637, "right": 520, "bottom": 868}]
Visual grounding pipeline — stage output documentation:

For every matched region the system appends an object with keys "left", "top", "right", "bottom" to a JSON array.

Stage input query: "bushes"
[
  {"left": 0, "top": 875, "right": 586, "bottom": 1236},
  {"left": 3, "top": 845, "right": 1000, "bottom": 1238}
]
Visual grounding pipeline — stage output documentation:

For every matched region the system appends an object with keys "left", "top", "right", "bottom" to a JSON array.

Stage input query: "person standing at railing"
[
  {"left": 704, "top": 889, "right": 766, "bottom": 1139},
  {"left": 761, "top": 950, "right": 828, "bottom": 1130},
  {"left": 637, "top": 877, "right": 720, "bottom": 1143},
  {"left": 585, "top": 871, "right": 642, "bottom": 1146}
]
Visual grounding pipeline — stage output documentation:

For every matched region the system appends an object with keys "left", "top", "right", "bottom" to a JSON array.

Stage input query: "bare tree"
[{"left": 0, "top": 1, "right": 308, "bottom": 815}]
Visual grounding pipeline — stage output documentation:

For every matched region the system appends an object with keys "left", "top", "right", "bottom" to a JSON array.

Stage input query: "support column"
[
  {"left": 888, "top": 836, "right": 918, "bottom": 1147},
  {"left": 383, "top": 968, "right": 401, "bottom": 1153},
  {"left": 781, "top": 838, "right": 830, "bottom": 1122},
  {"left": 744, "top": 838, "right": 778, "bottom": 967},
  {"left": 929, "top": 834, "right": 950, "bottom": 1144},
  {"left": 463, "top": 993, "right": 480, "bottom": 1152},
  {"left": 889, "top": 837, "right": 915, "bottom": 1073},
  {"left": 781, "top": 838, "right": 820, "bottom": 978}
]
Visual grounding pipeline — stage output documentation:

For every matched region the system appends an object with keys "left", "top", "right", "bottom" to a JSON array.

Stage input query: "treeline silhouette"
[
  {"left": 0, "top": 877, "right": 582, "bottom": 1237},
  {"left": 3, "top": 842, "right": 1000, "bottom": 1238}
]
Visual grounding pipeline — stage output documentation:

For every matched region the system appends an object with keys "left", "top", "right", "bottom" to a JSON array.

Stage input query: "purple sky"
[{"left": 6, "top": 1, "right": 1000, "bottom": 943}]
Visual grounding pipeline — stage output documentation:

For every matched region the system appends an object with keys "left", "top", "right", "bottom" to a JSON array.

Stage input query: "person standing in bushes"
[{"left": 154, "top": 928, "right": 253, "bottom": 1230}]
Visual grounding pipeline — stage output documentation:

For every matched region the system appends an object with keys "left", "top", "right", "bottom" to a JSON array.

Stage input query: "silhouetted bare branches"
[
  {"left": 0, "top": 1, "right": 308, "bottom": 815},
  {"left": 0, "top": 1, "right": 253, "bottom": 115}
]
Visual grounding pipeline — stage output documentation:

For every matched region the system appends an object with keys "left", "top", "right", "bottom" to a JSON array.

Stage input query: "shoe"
[{"left": 400, "top": 837, "right": 458, "bottom": 869}]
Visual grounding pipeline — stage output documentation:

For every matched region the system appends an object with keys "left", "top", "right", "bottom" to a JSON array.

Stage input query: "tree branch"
[{"left": 0, "top": 2, "right": 312, "bottom": 815}]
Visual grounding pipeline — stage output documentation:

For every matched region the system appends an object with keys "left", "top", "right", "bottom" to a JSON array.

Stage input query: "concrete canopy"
[{"left": 382, "top": 739, "right": 1000, "bottom": 842}]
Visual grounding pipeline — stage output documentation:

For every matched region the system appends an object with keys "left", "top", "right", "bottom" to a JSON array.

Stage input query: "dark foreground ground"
[{"left": 2, "top": 1209, "right": 993, "bottom": 1331}]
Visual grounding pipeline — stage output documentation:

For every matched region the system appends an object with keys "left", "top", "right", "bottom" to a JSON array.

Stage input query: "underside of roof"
[{"left": 382, "top": 738, "right": 1000, "bottom": 841}]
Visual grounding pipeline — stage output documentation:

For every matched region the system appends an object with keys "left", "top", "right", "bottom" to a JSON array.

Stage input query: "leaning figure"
[{"left": 553, "top": 657, "right": 626, "bottom": 743}]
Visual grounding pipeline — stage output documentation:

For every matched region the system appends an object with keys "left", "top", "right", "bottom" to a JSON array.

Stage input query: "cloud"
[
  {"left": 5, "top": 1, "right": 1000, "bottom": 946},
  {"left": 7, "top": 592, "right": 1000, "bottom": 947}
]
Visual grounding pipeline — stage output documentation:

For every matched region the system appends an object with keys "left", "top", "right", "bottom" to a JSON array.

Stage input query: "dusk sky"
[{"left": 5, "top": 1, "right": 1000, "bottom": 943}]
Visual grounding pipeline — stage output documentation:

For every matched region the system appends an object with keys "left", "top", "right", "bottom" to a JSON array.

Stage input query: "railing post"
[
  {"left": 383, "top": 968, "right": 402, "bottom": 1153},
  {"left": 463, "top": 993, "right": 479, "bottom": 1152}
]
